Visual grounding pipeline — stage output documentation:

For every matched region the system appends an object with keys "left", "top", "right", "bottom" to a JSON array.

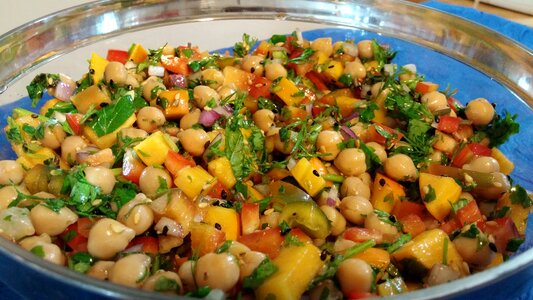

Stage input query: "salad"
[{"left": 0, "top": 31, "right": 531, "bottom": 299}]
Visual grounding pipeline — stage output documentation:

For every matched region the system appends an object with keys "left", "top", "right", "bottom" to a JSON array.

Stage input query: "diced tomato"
[
  {"left": 347, "top": 292, "right": 376, "bottom": 299},
  {"left": 343, "top": 228, "right": 383, "bottom": 243},
  {"left": 164, "top": 151, "right": 196, "bottom": 177},
  {"left": 254, "top": 41, "right": 270, "bottom": 56},
  {"left": 437, "top": 116, "right": 461, "bottom": 134},
  {"left": 318, "top": 88, "right": 354, "bottom": 106},
  {"left": 284, "top": 36, "right": 299, "bottom": 54},
  {"left": 77, "top": 217, "right": 96, "bottom": 238},
  {"left": 366, "top": 123, "right": 404, "bottom": 147},
  {"left": 65, "top": 113, "right": 83, "bottom": 135},
  {"left": 206, "top": 180, "right": 230, "bottom": 199},
  {"left": 290, "top": 228, "right": 312, "bottom": 243},
  {"left": 440, "top": 218, "right": 461, "bottom": 235},
  {"left": 447, "top": 97, "right": 461, "bottom": 112},
  {"left": 240, "top": 203, "right": 260, "bottom": 236},
  {"left": 392, "top": 201, "right": 426, "bottom": 219},
  {"left": 161, "top": 55, "right": 190, "bottom": 75},
  {"left": 122, "top": 149, "right": 146, "bottom": 184},
  {"left": 238, "top": 227, "right": 284, "bottom": 259},
  {"left": 305, "top": 71, "right": 329, "bottom": 91},
  {"left": 60, "top": 223, "right": 88, "bottom": 253},
  {"left": 484, "top": 217, "right": 521, "bottom": 253},
  {"left": 400, "top": 214, "right": 426, "bottom": 237},
  {"left": 248, "top": 76, "right": 272, "bottom": 99},
  {"left": 455, "top": 200, "right": 484, "bottom": 226},
  {"left": 128, "top": 236, "right": 159, "bottom": 254},
  {"left": 452, "top": 142, "right": 492, "bottom": 167},
  {"left": 468, "top": 142, "right": 492, "bottom": 157},
  {"left": 415, "top": 81, "right": 439, "bottom": 94},
  {"left": 311, "top": 105, "right": 326, "bottom": 118},
  {"left": 106, "top": 49, "right": 129, "bottom": 64}
]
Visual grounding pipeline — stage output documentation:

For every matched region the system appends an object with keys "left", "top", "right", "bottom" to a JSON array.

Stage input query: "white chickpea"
[
  {"left": 201, "top": 69, "right": 224, "bottom": 89},
  {"left": 180, "top": 108, "right": 201, "bottom": 130},
  {"left": 84, "top": 166, "right": 116, "bottom": 194},
  {"left": 87, "top": 261, "right": 115, "bottom": 280},
  {"left": 453, "top": 230, "right": 494, "bottom": 268},
  {"left": 311, "top": 37, "right": 333, "bottom": 57},
  {"left": 316, "top": 130, "right": 343, "bottom": 161},
  {"left": 0, "top": 207, "right": 35, "bottom": 240},
  {"left": 40, "top": 124, "right": 66, "bottom": 150},
  {"left": 227, "top": 240, "right": 251, "bottom": 259},
  {"left": 161, "top": 45, "right": 175, "bottom": 56},
  {"left": 30, "top": 204, "right": 78, "bottom": 236},
  {"left": 309, "top": 280, "right": 343, "bottom": 300},
  {"left": 119, "top": 127, "right": 148, "bottom": 143},
  {"left": 343, "top": 60, "right": 366, "bottom": 80},
  {"left": 358, "top": 172, "right": 373, "bottom": 187},
  {"left": 239, "top": 250, "right": 267, "bottom": 280},
  {"left": 433, "top": 131, "right": 458, "bottom": 155},
  {"left": 463, "top": 156, "right": 500, "bottom": 173},
  {"left": 139, "top": 166, "right": 172, "bottom": 198},
  {"left": 19, "top": 233, "right": 52, "bottom": 250},
  {"left": 217, "top": 85, "right": 237, "bottom": 101},
  {"left": 334, "top": 41, "right": 358, "bottom": 58},
  {"left": 193, "top": 85, "right": 220, "bottom": 108},
  {"left": 272, "top": 129, "right": 297, "bottom": 155},
  {"left": 265, "top": 63, "right": 287, "bottom": 81},
  {"left": 241, "top": 55, "right": 264, "bottom": 76},
  {"left": 384, "top": 154, "right": 418, "bottom": 182},
  {"left": 365, "top": 142, "right": 387, "bottom": 163},
  {"left": 337, "top": 258, "right": 374, "bottom": 295},
  {"left": 143, "top": 270, "right": 182, "bottom": 294},
  {"left": 38, "top": 242, "right": 67, "bottom": 265},
  {"left": 109, "top": 253, "right": 152, "bottom": 288},
  {"left": 320, "top": 205, "right": 346, "bottom": 236},
  {"left": 61, "top": 136, "right": 87, "bottom": 164},
  {"left": 178, "top": 128, "right": 210, "bottom": 156},
  {"left": 334, "top": 148, "right": 367, "bottom": 176},
  {"left": 194, "top": 252, "right": 240, "bottom": 292},
  {"left": 104, "top": 61, "right": 128, "bottom": 85},
  {"left": 260, "top": 211, "right": 281, "bottom": 228},
  {"left": 465, "top": 98, "right": 495, "bottom": 126},
  {"left": 253, "top": 109, "right": 275, "bottom": 133},
  {"left": 357, "top": 40, "right": 374, "bottom": 59},
  {"left": 117, "top": 196, "right": 154, "bottom": 235},
  {"left": 136, "top": 107, "right": 166, "bottom": 133},
  {"left": 125, "top": 74, "right": 140, "bottom": 88},
  {"left": 421, "top": 91, "right": 449, "bottom": 113},
  {"left": 0, "top": 160, "right": 24, "bottom": 185},
  {"left": 87, "top": 218, "right": 136, "bottom": 259},
  {"left": 142, "top": 76, "right": 166, "bottom": 101},
  {"left": 339, "top": 196, "right": 373, "bottom": 225},
  {"left": 340, "top": 176, "right": 371, "bottom": 199},
  {"left": 428, "top": 150, "right": 445, "bottom": 164},
  {"left": 0, "top": 186, "right": 18, "bottom": 210},
  {"left": 364, "top": 212, "right": 399, "bottom": 242},
  {"left": 178, "top": 260, "right": 197, "bottom": 292}
]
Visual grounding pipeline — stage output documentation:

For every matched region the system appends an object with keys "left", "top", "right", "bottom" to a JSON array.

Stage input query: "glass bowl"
[{"left": 0, "top": 1, "right": 531, "bottom": 299}]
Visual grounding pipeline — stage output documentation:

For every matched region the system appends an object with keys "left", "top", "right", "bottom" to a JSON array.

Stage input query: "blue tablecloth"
[{"left": 1, "top": 1, "right": 532, "bottom": 299}]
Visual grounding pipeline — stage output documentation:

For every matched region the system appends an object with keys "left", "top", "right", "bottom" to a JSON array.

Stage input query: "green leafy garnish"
[
  {"left": 242, "top": 258, "right": 278, "bottom": 289},
  {"left": 215, "top": 240, "right": 233, "bottom": 254},
  {"left": 386, "top": 233, "right": 412, "bottom": 253},
  {"left": 30, "top": 245, "right": 45, "bottom": 258},
  {"left": 269, "top": 34, "right": 287, "bottom": 44},
  {"left": 484, "top": 111, "right": 519, "bottom": 148},
  {"left": 506, "top": 238, "right": 525, "bottom": 252},
  {"left": 451, "top": 198, "right": 470, "bottom": 214},
  {"left": 87, "top": 95, "right": 136, "bottom": 137},
  {"left": 154, "top": 276, "right": 181, "bottom": 293},
  {"left": 5, "top": 117, "right": 24, "bottom": 144},
  {"left": 233, "top": 33, "right": 257, "bottom": 57},
  {"left": 68, "top": 252, "right": 94, "bottom": 273},
  {"left": 423, "top": 184, "right": 436, "bottom": 203},
  {"left": 287, "top": 48, "right": 316, "bottom": 64},
  {"left": 510, "top": 185, "right": 532, "bottom": 208},
  {"left": 26, "top": 73, "right": 60, "bottom": 106},
  {"left": 137, "top": 45, "right": 165, "bottom": 72}
]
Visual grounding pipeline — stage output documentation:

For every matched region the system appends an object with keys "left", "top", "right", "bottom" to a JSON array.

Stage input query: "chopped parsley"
[
  {"left": 287, "top": 48, "right": 316, "bottom": 64},
  {"left": 242, "top": 258, "right": 278, "bottom": 289},
  {"left": 233, "top": 33, "right": 257, "bottom": 57},
  {"left": 87, "top": 94, "right": 136, "bottom": 137},
  {"left": 484, "top": 111, "right": 519, "bottom": 148},
  {"left": 509, "top": 184, "right": 532, "bottom": 208},
  {"left": 30, "top": 245, "right": 45, "bottom": 258},
  {"left": 423, "top": 185, "right": 436, "bottom": 203},
  {"left": 154, "top": 276, "right": 181, "bottom": 293},
  {"left": 386, "top": 233, "right": 412, "bottom": 253},
  {"left": 137, "top": 45, "right": 165, "bottom": 72},
  {"left": 26, "top": 73, "right": 60, "bottom": 106}
]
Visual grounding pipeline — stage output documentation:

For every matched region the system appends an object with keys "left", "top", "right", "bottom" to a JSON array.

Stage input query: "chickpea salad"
[{"left": 0, "top": 31, "right": 531, "bottom": 299}]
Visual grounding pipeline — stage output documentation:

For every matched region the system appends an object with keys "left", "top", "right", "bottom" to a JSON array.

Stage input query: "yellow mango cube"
[
  {"left": 128, "top": 43, "right": 149, "bottom": 64},
  {"left": 158, "top": 89, "right": 190, "bottom": 119},
  {"left": 133, "top": 131, "right": 175, "bottom": 166},
  {"left": 165, "top": 190, "right": 196, "bottom": 236},
  {"left": 223, "top": 66, "right": 251, "bottom": 91},
  {"left": 71, "top": 85, "right": 111, "bottom": 114},
  {"left": 207, "top": 157, "right": 236, "bottom": 189},
  {"left": 203, "top": 206, "right": 240, "bottom": 240},
  {"left": 89, "top": 52, "right": 109, "bottom": 83},
  {"left": 84, "top": 114, "right": 136, "bottom": 149},
  {"left": 290, "top": 158, "right": 326, "bottom": 197},
  {"left": 496, "top": 192, "right": 530, "bottom": 235},
  {"left": 323, "top": 60, "right": 344, "bottom": 81},
  {"left": 273, "top": 77, "right": 304, "bottom": 106},
  {"left": 15, "top": 146, "right": 57, "bottom": 169},
  {"left": 419, "top": 173, "right": 462, "bottom": 221},
  {"left": 491, "top": 148, "right": 514, "bottom": 175},
  {"left": 371, "top": 173, "right": 406, "bottom": 214},
  {"left": 174, "top": 166, "right": 214, "bottom": 199}
]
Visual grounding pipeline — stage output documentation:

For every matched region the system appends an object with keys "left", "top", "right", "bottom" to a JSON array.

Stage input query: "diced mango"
[
  {"left": 335, "top": 95, "right": 360, "bottom": 117},
  {"left": 255, "top": 243, "right": 324, "bottom": 300},
  {"left": 496, "top": 192, "right": 530, "bottom": 235},
  {"left": 273, "top": 77, "right": 304, "bottom": 106},
  {"left": 71, "top": 85, "right": 111, "bottom": 114},
  {"left": 223, "top": 66, "right": 251, "bottom": 91},
  {"left": 372, "top": 91, "right": 388, "bottom": 124},
  {"left": 203, "top": 206, "right": 240, "bottom": 241},
  {"left": 355, "top": 247, "right": 391, "bottom": 270},
  {"left": 290, "top": 158, "right": 326, "bottom": 197},
  {"left": 377, "top": 277, "right": 408, "bottom": 296},
  {"left": 371, "top": 173, "right": 406, "bottom": 214},
  {"left": 491, "top": 148, "right": 514, "bottom": 175},
  {"left": 128, "top": 43, "right": 149, "bottom": 64},
  {"left": 174, "top": 166, "right": 214, "bottom": 199},
  {"left": 487, "top": 252, "right": 504, "bottom": 268},
  {"left": 39, "top": 98, "right": 61, "bottom": 116},
  {"left": 392, "top": 229, "right": 468, "bottom": 278},
  {"left": 207, "top": 157, "right": 236, "bottom": 189},
  {"left": 84, "top": 114, "right": 136, "bottom": 149},
  {"left": 419, "top": 173, "right": 462, "bottom": 221},
  {"left": 313, "top": 51, "right": 329, "bottom": 65},
  {"left": 246, "top": 184, "right": 265, "bottom": 202},
  {"left": 89, "top": 52, "right": 109, "bottom": 83},
  {"left": 133, "top": 131, "right": 176, "bottom": 166},
  {"left": 165, "top": 190, "right": 196, "bottom": 237},
  {"left": 15, "top": 146, "right": 57, "bottom": 169},
  {"left": 323, "top": 60, "right": 344, "bottom": 81},
  {"left": 158, "top": 89, "right": 190, "bottom": 119}
]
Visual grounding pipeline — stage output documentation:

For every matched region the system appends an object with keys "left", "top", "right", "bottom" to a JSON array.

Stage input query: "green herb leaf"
[
  {"left": 338, "top": 73, "right": 353, "bottom": 87},
  {"left": 26, "top": 73, "right": 60, "bottom": 107},
  {"left": 242, "top": 258, "right": 278, "bottom": 289},
  {"left": 489, "top": 206, "right": 510, "bottom": 220},
  {"left": 510, "top": 185, "right": 532, "bottom": 208},
  {"left": 451, "top": 198, "right": 470, "bottom": 214},
  {"left": 287, "top": 48, "right": 316, "bottom": 64},
  {"left": 233, "top": 33, "right": 258, "bottom": 57},
  {"left": 5, "top": 117, "right": 24, "bottom": 144},
  {"left": 360, "top": 142, "right": 382, "bottom": 171},
  {"left": 137, "top": 45, "right": 165, "bottom": 72},
  {"left": 30, "top": 245, "right": 45, "bottom": 258},
  {"left": 506, "top": 238, "right": 525, "bottom": 252},
  {"left": 387, "top": 233, "right": 412, "bottom": 253},
  {"left": 154, "top": 276, "right": 181, "bottom": 293},
  {"left": 215, "top": 240, "right": 233, "bottom": 254},
  {"left": 484, "top": 111, "right": 519, "bottom": 148},
  {"left": 87, "top": 95, "right": 136, "bottom": 137},
  {"left": 269, "top": 34, "right": 287, "bottom": 44},
  {"left": 423, "top": 184, "right": 436, "bottom": 203},
  {"left": 284, "top": 232, "right": 305, "bottom": 247},
  {"left": 460, "top": 224, "right": 480, "bottom": 239},
  {"left": 156, "top": 176, "right": 169, "bottom": 195}
]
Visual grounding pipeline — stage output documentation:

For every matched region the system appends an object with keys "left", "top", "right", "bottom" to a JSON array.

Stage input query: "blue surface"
[{"left": 1, "top": 1, "right": 533, "bottom": 299}]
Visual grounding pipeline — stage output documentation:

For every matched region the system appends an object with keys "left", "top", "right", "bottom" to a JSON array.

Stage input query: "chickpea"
[
  {"left": 350, "top": 123, "right": 370, "bottom": 143},
  {"left": 136, "top": 107, "right": 166, "bottom": 133},
  {"left": 239, "top": 251, "right": 267, "bottom": 280},
  {"left": 228, "top": 241, "right": 251, "bottom": 259},
  {"left": 119, "top": 127, "right": 148, "bottom": 143},
  {"left": 142, "top": 76, "right": 166, "bottom": 101},
  {"left": 61, "top": 136, "right": 87, "bottom": 164},
  {"left": 241, "top": 55, "right": 264, "bottom": 76},
  {"left": 334, "top": 41, "right": 358, "bottom": 58},
  {"left": 117, "top": 196, "right": 154, "bottom": 235},
  {"left": 428, "top": 150, "right": 445, "bottom": 164},
  {"left": 194, "top": 252, "right": 240, "bottom": 292},
  {"left": 433, "top": 131, "right": 458, "bottom": 155},
  {"left": 0, "top": 160, "right": 24, "bottom": 185},
  {"left": 453, "top": 232, "right": 494, "bottom": 268},
  {"left": 343, "top": 60, "right": 366, "bottom": 80},
  {"left": 364, "top": 212, "right": 399, "bottom": 242},
  {"left": 19, "top": 233, "right": 52, "bottom": 249},
  {"left": 40, "top": 124, "right": 66, "bottom": 150},
  {"left": 125, "top": 74, "right": 140, "bottom": 88},
  {"left": 309, "top": 280, "right": 343, "bottom": 300},
  {"left": 178, "top": 260, "right": 197, "bottom": 292},
  {"left": 334, "top": 148, "right": 367, "bottom": 176},
  {"left": 0, "top": 207, "right": 35, "bottom": 240},
  {"left": 39, "top": 242, "right": 67, "bottom": 265},
  {"left": 311, "top": 37, "right": 333, "bottom": 57},
  {"left": 421, "top": 91, "right": 449, "bottom": 113},
  {"left": 109, "top": 253, "right": 152, "bottom": 287},
  {"left": 384, "top": 154, "right": 418, "bottom": 182},
  {"left": 161, "top": 45, "right": 175, "bottom": 56},
  {"left": 358, "top": 172, "right": 372, "bottom": 187},
  {"left": 340, "top": 176, "right": 371, "bottom": 199},
  {"left": 178, "top": 128, "right": 210, "bottom": 156},
  {"left": 87, "top": 218, "right": 136, "bottom": 259},
  {"left": 217, "top": 85, "right": 237, "bottom": 101},
  {"left": 333, "top": 238, "right": 357, "bottom": 254},
  {"left": 253, "top": 109, "right": 275, "bottom": 133},
  {"left": 260, "top": 211, "right": 280, "bottom": 228},
  {"left": 30, "top": 204, "right": 78, "bottom": 236},
  {"left": 316, "top": 130, "right": 343, "bottom": 161},
  {"left": 104, "top": 61, "right": 128, "bottom": 85},
  {"left": 201, "top": 69, "right": 224, "bottom": 89},
  {"left": 365, "top": 142, "right": 387, "bottom": 163},
  {"left": 357, "top": 40, "right": 374, "bottom": 59},
  {"left": 87, "top": 261, "right": 115, "bottom": 280},
  {"left": 85, "top": 166, "right": 116, "bottom": 194},
  {"left": 139, "top": 166, "right": 172, "bottom": 198},
  {"left": 193, "top": 85, "right": 220, "bottom": 109},
  {"left": 143, "top": 270, "right": 182, "bottom": 294},
  {"left": 0, "top": 186, "right": 18, "bottom": 210},
  {"left": 337, "top": 258, "right": 374, "bottom": 295},
  {"left": 265, "top": 63, "right": 287, "bottom": 81},
  {"left": 339, "top": 196, "right": 373, "bottom": 225},
  {"left": 273, "top": 129, "right": 297, "bottom": 155},
  {"left": 465, "top": 98, "right": 495, "bottom": 126},
  {"left": 320, "top": 205, "right": 346, "bottom": 236},
  {"left": 463, "top": 156, "right": 500, "bottom": 174},
  {"left": 180, "top": 108, "right": 201, "bottom": 130}
]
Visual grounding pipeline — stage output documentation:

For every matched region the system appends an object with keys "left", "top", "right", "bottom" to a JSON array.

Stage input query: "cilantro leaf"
[
  {"left": 5, "top": 117, "right": 24, "bottom": 144},
  {"left": 360, "top": 142, "right": 382, "bottom": 171},
  {"left": 137, "top": 45, "right": 165, "bottom": 72},
  {"left": 154, "top": 276, "right": 181, "bottom": 293},
  {"left": 30, "top": 245, "right": 45, "bottom": 258},
  {"left": 386, "top": 233, "right": 412, "bottom": 253},
  {"left": 87, "top": 95, "right": 136, "bottom": 137},
  {"left": 233, "top": 33, "right": 257, "bottom": 57},
  {"left": 26, "top": 73, "right": 60, "bottom": 107},
  {"left": 242, "top": 258, "right": 278, "bottom": 289},
  {"left": 423, "top": 184, "right": 436, "bottom": 203},
  {"left": 484, "top": 111, "right": 519, "bottom": 148},
  {"left": 269, "top": 34, "right": 287, "bottom": 44},
  {"left": 287, "top": 48, "right": 316, "bottom": 64},
  {"left": 510, "top": 185, "right": 532, "bottom": 208}
]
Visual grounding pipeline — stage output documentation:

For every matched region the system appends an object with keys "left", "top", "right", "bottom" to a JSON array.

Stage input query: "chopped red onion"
[
  {"left": 402, "top": 63, "right": 417, "bottom": 74},
  {"left": 384, "top": 64, "right": 397, "bottom": 75},
  {"left": 287, "top": 158, "right": 297, "bottom": 171},
  {"left": 123, "top": 243, "right": 143, "bottom": 253},
  {"left": 199, "top": 110, "right": 221, "bottom": 127},
  {"left": 148, "top": 65, "right": 165, "bottom": 77},
  {"left": 340, "top": 125, "right": 357, "bottom": 141},
  {"left": 212, "top": 105, "right": 233, "bottom": 117},
  {"left": 169, "top": 74, "right": 187, "bottom": 88},
  {"left": 326, "top": 197, "right": 337, "bottom": 207},
  {"left": 326, "top": 185, "right": 339, "bottom": 207},
  {"left": 54, "top": 80, "right": 75, "bottom": 101},
  {"left": 341, "top": 111, "right": 359, "bottom": 124}
]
